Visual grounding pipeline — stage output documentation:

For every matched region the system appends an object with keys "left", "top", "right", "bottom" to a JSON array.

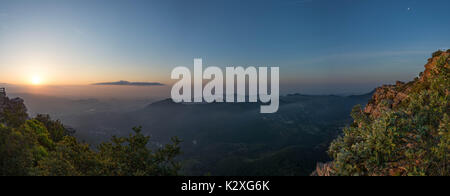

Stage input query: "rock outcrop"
[
  {"left": 364, "top": 51, "right": 449, "bottom": 118},
  {"left": 310, "top": 162, "right": 333, "bottom": 176},
  {"left": 312, "top": 50, "right": 450, "bottom": 176}
]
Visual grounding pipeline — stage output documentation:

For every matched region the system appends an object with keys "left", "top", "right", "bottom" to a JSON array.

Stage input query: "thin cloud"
[{"left": 92, "top": 80, "right": 164, "bottom": 86}]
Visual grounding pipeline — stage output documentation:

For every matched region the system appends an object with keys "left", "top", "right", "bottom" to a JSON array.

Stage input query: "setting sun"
[{"left": 31, "top": 75, "right": 43, "bottom": 85}]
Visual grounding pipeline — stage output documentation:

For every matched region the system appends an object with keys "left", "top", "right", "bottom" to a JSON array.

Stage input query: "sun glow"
[{"left": 31, "top": 75, "right": 43, "bottom": 85}]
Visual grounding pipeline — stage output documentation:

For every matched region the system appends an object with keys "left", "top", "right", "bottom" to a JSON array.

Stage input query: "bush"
[
  {"left": 329, "top": 53, "right": 449, "bottom": 176},
  {"left": 432, "top": 50, "right": 443, "bottom": 57}
]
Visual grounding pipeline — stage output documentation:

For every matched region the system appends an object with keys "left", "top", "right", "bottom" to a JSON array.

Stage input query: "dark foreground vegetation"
[{"left": 0, "top": 103, "right": 181, "bottom": 176}]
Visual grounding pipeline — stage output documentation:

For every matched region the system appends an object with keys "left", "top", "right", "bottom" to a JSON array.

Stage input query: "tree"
[
  {"left": 0, "top": 120, "right": 51, "bottom": 176},
  {"left": 34, "top": 114, "right": 71, "bottom": 142},
  {"left": 35, "top": 126, "right": 182, "bottom": 176},
  {"left": 0, "top": 98, "right": 28, "bottom": 128},
  {"left": 0, "top": 105, "right": 182, "bottom": 176},
  {"left": 97, "top": 127, "right": 181, "bottom": 176},
  {"left": 35, "top": 136, "right": 100, "bottom": 176}
]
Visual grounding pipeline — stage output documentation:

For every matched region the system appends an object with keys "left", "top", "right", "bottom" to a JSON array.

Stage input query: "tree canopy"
[{"left": 0, "top": 107, "right": 181, "bottom": 176}]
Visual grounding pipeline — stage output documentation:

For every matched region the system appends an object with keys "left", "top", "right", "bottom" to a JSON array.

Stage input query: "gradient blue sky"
[{"left": 0, "top": 0, "right": 449, "bottom": 94}]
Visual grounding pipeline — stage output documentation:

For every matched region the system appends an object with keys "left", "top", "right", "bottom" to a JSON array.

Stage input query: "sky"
[{"left": 0, "top": 0, "right": 449, "bottom": 96}]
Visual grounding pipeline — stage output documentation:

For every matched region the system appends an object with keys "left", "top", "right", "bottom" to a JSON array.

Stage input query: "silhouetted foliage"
[
  {"left": 432, "top": 50, "right": 443, "bottom": 57},
  {"left": 0, "top": 113, "right": 182, "bottom": 176}
]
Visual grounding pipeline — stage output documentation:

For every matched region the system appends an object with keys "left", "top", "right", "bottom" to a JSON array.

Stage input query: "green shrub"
[{"left": 329, "top": 53, "right": 449, "bottom": 176}]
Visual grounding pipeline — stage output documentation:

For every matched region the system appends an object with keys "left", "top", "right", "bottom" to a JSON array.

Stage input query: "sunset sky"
[{"left": 0, "top": 0, "right": 449, "bottom": 95}]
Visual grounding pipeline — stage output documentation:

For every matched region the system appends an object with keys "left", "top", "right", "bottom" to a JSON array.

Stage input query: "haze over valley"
[{"left": 7, "top": 86, "right": 373, "bottom": 175}]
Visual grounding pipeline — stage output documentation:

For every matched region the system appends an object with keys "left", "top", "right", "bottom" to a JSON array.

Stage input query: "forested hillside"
[{"left": 0, "top": 95, "right": 181, "bottom": 176}]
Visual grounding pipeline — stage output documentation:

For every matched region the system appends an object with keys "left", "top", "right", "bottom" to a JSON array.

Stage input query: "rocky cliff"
[
  {"left": 364, "top": 50, "right": 449, "bottom": 118},
  {"left": 313, "top": 50, "right": 450, "bottom": 176}
]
